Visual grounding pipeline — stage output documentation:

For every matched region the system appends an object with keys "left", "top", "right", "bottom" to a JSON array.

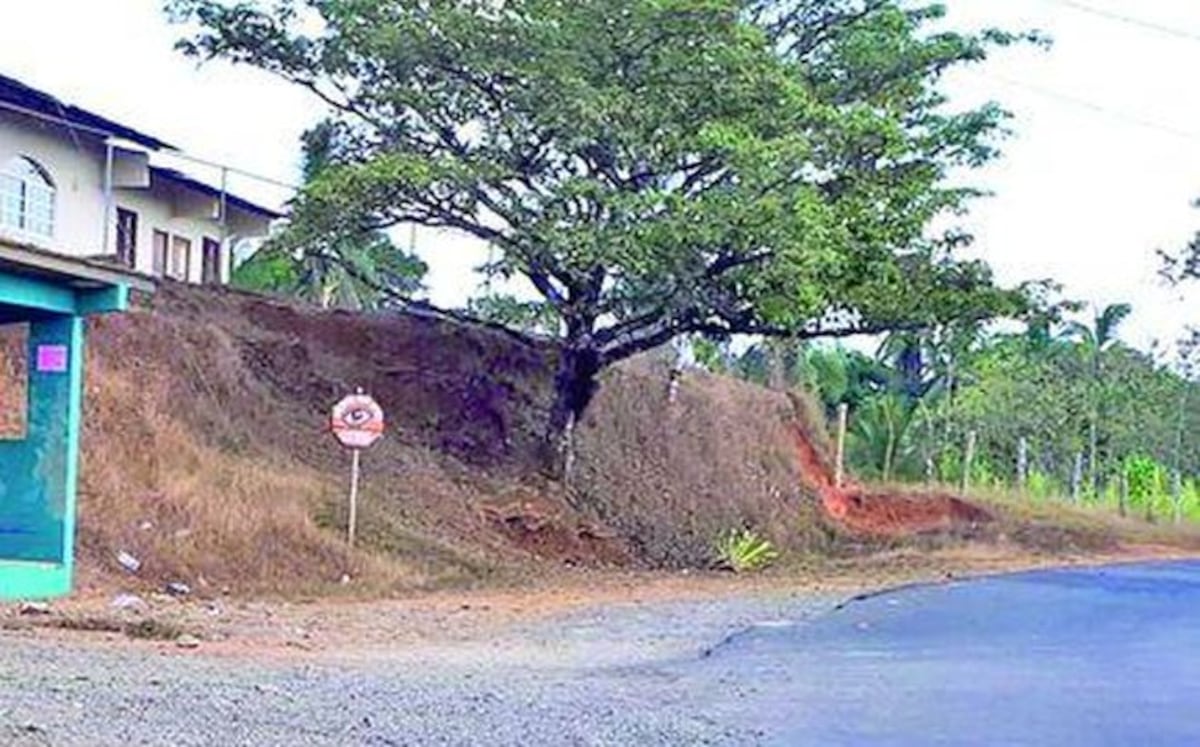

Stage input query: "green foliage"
[
  {"left": 1120, "top": 455, "right": 1173, "bottom": 520},
  {"left": 1123, "top": 455, "right": 1162, "bottom": 505},
  {"left": 169, "top": 0, "right": 1037, "bottom": 435},
  {"left": 848, "top": 392, "right": 919, "bottom": 482},
  {"left": 467, "top": 293, "right": 561, "bottom": 336},
  {"left": 235, "top": 231, "right": 428, "bottom": 310},
  {"left": 692, "top": 337, "right": 732, "bottom": 375},
  {"left": 232, "top": 244, "right": 298, "bottom": 291},
  {"left": 232, "top": 120, "right": 428, "bottom": 309},
  {"left": 1180, "top": 480, "right": 1200, "bottom": 522},
  {"left": 714, "top": 529, "right": 779, "bottom": 573},
  {"left": 1026, "top": 470, "right": 1055, "bottom": 501},
  {"left": 718, "top": 299, "right": 1200, "bottom": 520}
]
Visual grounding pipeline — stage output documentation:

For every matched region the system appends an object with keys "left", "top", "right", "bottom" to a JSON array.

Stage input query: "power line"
[
  {"left": 1036, "top": 0, "right": 1200, "bottom": 44},
  {"left": 976, "top": 71, "right": 1200, "bottom": 144}
]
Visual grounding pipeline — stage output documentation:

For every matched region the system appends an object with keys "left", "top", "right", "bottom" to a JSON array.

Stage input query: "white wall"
[
  {"left": 0, "top": 110, "right": 108, "bottom": 257},
  {"left": 114, "top": 184, "right": 224, "bottom": 283},
  {"left": 0, "top": 112, "right": 274, "bottom": 284}
]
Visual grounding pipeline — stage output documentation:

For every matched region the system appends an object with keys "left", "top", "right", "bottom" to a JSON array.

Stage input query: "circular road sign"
[{"left": 330, "top": 392, "right": 385, "bottom": 450}]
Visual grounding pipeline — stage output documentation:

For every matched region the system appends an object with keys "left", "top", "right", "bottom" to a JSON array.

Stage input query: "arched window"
[{"left": 0, "top": 156, "right": 55, "bottom": 238}]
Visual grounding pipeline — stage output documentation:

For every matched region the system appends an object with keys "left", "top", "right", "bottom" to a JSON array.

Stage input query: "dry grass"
[
  {"left": 573, "top": 359, "right": 818, "bottom": 568},
  {"left": 59, "top": 285, "right": 1193, "bottom": 605},
  {"left": 0, "top": 610, "right": 192, "bottom": 640},
  {"left": 78, "top": 338, "right": 446, "bottom": 597},
  {"left": 971, "top": 487, "right": 1200, "bottom": 553}
]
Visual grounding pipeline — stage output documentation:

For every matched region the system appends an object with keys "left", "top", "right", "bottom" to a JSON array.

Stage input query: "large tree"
[{"left": 168, "top": 0, "right": 1036, "bottom": 460}]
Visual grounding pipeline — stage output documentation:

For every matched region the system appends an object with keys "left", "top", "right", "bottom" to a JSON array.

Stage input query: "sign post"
[
  {"left": 347, "top": 448, "right": 361, "bottom": 548},
  {"left": 329, "top": 389, "right": 385, "bottom": 547}
]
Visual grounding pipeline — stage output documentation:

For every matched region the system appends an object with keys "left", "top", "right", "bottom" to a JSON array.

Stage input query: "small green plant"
[
  {"left": 1026, "top": 470, "right": 1055, "bottom": 501},
  {"left": 1123, "top": 455, "right": 1169, "bottom": 519},
  {"left": 714, "top": 529, "right": 779, "bottom": 573}
]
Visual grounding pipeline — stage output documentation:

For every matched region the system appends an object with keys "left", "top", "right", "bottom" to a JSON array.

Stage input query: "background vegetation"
[{"left": 698, "top": 305, "right": 1200, "bottom": 522}]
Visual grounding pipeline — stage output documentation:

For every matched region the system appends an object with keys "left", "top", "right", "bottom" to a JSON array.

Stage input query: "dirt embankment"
[
  {"left": 70, "top": 285, "right": 848, "bottom": 594},
  {"left": 47, "top": 283, "right": 1167, "bottom": 598}
]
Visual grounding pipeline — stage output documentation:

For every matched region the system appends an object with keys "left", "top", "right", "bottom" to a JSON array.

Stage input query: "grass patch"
[{"left": 970, "top": 488, "right": 1200, "bottom": 553}]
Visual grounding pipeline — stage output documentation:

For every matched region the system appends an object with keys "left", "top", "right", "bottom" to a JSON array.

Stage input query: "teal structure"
[{"left": 0, "top": 242, "right": 146, "bottom": 600}]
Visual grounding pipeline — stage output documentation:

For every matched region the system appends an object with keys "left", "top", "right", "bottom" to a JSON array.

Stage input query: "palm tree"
[
  {"left": 1065, "top": 303, "right": 1133, "bottom": 495},
  {"left": 234, "top": 122, "right": 427, "bottom": 309},
  {"left": 849, "top": 392, "right": 921, "bottom": 482}
]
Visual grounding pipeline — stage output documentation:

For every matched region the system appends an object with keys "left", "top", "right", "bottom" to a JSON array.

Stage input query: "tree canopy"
[{"left": 169, "top": 0, "right": 1041, "bottom": 447}]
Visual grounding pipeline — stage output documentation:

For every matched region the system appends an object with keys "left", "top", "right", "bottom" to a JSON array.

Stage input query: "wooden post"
[
  {"left": 347, "top": 448, "right": 361, "bottom": 547},
  {"left": 1173, "top": 470, "right": 1184, "bottom": 526},
  {"left": 1071, "top": 452, "right": 1083, "bottom": 503},
  {"left": 1016, "top": 436, "right": 1028, "bottom": 492},
  {"left": 961, "top": 430, "right": 977, "bottom": 495},
  {"left": 1118, "top": 471, "right": 1128, "bottom": 518},
  {"left": 834, "top": 402, "right": 849, "bottom": 489}
]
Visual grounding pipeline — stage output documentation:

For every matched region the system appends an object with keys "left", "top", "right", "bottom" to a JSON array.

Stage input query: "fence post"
[
  {"left": 667, "top": 366, "right": 681, "bottom": 404},
  {"left": 961, "top": 430, "right": 977, "bottom": 495},
  {"left": 1070, "top": 452, "right": 1083, "bottom": 503},
  {"left": 1173, "top": 470, "right": 1184, "bottom": 525},
  {"left": 1118, "top": 471, "right": 1128, "bottom": 518},
  {"left": 834, "top": 402, "right": 849, "bottom": 489},
  {"left": 1016, "top": 436, "right": 1028, "bottom": 492}
]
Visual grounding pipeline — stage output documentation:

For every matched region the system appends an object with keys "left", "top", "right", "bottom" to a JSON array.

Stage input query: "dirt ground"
[
  {"left": 67, "top": 282, "right": 1082, "bottom": 600},
  {"left": 5, "top": 542, "right": 1194, "bottom": 664}
]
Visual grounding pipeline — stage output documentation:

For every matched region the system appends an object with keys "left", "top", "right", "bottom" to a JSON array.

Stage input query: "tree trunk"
[
  {"left": 545, "top": 344, "right": 602, "bottom": 477},
  {"left": 1087, "top": 415, "right": 1098, "bottom": 498},
  {"left": 1070, "top": 452, "right": 1083, "bottom": 503},
  {"left": 883, "top": 419, "right": 896, "bottom": 483},
  {"left": 767, "top": 339, "right": 787, "bottom": 391},
  {"left": 1016, "top": 436, "right": 1028, "bottom": 492}
]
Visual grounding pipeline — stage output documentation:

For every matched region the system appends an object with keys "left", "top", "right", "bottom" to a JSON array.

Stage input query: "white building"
[{"left": 0, "top": 73, "right": 281, "bottom": 284}]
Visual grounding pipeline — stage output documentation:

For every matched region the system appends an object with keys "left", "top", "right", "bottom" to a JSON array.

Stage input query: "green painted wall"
[
  {"left": 0, "top": 271, "right": 126, "bottom": 600},
  {"left": 0, "top": 316, "right": 83, "bottom": 598}
]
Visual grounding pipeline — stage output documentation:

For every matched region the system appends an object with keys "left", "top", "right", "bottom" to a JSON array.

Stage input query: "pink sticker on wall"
[{"left": 36, "top": 345, "right": 68, "bottom": 373}]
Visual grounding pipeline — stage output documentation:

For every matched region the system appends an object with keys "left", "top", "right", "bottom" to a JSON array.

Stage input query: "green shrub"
[
  {"left": 714, "top": 529, "right": 779, "bottom": 573},
  {"left": 1026, "top": 470, "right": 1056, "bottom": 500},
  {"left": 1123, "top": 455, "right": 1170, "bottom": 519}
]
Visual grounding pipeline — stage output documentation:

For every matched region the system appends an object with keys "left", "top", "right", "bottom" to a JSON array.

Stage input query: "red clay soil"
[{"left": 790, "top": 426, "right": 993, "bottom": 536}]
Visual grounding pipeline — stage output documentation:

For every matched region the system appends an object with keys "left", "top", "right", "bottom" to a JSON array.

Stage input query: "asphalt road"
[
  {"left": 682, "top": 560, "right": 1200, "bottom": 745},
  {"left": 2, "top": 562, "right": 1198, "bottom": 745}
]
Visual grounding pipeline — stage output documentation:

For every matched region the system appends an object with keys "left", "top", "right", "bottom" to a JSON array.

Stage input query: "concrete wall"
[
  {"left": 0, "top": 112, "right": 273, "bottom": 284},
  {"left": 0, "top": 111, "right": 108, "bottom": 258},
  {"left": 115, "top": 179, "right": 230, "bottom": 283}
]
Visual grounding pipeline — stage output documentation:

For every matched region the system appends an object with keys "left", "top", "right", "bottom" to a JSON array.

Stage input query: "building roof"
[
  {"left": 0, "top": 73, "right": 174, "bottom": 151},
  {"left": 0, "top": 72, "right": 287, "bottom": 222},
  {"left": 152, "top": 167, "right": 286, "bottom": 220},
  {"left": 0, "top": 237, "right": 155, "bottom": 294}
]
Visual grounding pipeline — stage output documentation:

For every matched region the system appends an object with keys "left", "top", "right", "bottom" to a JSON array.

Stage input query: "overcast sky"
[{"left": 1, "top": 0, "right": 1197, "bottom": 354}]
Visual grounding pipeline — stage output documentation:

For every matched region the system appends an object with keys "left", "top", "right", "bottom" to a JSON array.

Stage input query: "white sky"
[{"left": 0, "top": 0, "right": 1197, "bottom": 352}]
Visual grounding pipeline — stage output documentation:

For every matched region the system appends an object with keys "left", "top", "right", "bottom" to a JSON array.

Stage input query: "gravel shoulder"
[
  {"left": 1, "top": 589, "right": 840, "bottom": 746},
  {"left": 2, "top": 544, "right": 1194, "bottom": 746}
]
